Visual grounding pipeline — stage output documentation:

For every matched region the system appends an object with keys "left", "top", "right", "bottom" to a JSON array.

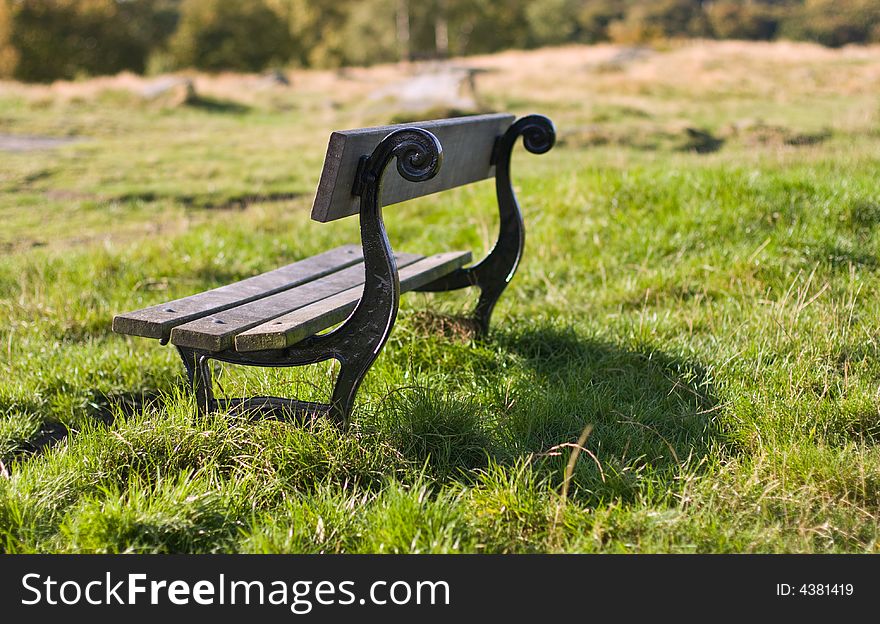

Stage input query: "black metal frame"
[
  {"left": 414, "top": 114, "right": 555, "bottom": 334},
  {"left": 176, "top": 115, "right": 554, "bottom": 428}
]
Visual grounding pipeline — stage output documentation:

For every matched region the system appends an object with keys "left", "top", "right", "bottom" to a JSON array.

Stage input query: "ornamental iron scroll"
[{"left": 414, "top": 114, "right": 556, "bottom": 335}]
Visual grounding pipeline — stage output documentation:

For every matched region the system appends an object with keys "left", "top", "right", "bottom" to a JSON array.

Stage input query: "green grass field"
[{"left": 1, "top": 41, "right": 879, "bottom": 553}]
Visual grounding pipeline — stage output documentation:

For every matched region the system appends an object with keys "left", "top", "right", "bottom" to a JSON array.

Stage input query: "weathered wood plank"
[
  {"left": 170, "top": 253, "right": 424, "bottom": 352},
  {"left": 113, "top": 245, "right": 364, "bottom": 340},
  {"left": 112, "top": 245, "right": 364, "bottom": 343},
  {"left": 311, "top": 113, "right": 514, "bottom": 223},
  {"left": 234, "top": 251, "right": 472, "bottom": 352}
]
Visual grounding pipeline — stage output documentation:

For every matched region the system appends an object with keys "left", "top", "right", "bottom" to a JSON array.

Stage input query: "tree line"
[{"left": 1, "top": 0, "right": 878, "bottom": 83}]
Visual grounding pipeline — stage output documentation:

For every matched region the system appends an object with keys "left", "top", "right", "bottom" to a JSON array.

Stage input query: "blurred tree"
[
  {"left": 169, "top": 0, "right": 292, "bottom": 71},
  {"left": 0, "top": 0, "right": 18, "bottom": 78},
  {"left": 139, "top": 0, "right": 184, "bottom": 74},
  {"left": 526, "top": 0, "right": 583, "bottom": 46},
  {"left": 1, "top": 0, "right": 879, "bottom": 82},
  {"left": 266, "top": 0, "right": 359, "bottom": 67},
  {"left": 609, "top": 0, "right": 712, "bottom": 43},
  {"left": 442, "top": 0, "right": 531, "bottom": 55},
  {"left": 573, "top": 0, "right": 626, "bottom": 43},
  {"left": 705, "top": 1, "right": 781, "bottom": 40},
  {"left": 338, "top": 0, "right": 399, "bottom": 66},
  {"left": 9, "top": 0, "right": 155, "bottom": 82},
  {"left": 779, "top": 0, "right": 880, "bottom": 46},
  {"left": 524, "top": 0, "right": 627, "bottom": 47},
  {"left": 397, "top": 0, "right": 411, "bottom": 60}
]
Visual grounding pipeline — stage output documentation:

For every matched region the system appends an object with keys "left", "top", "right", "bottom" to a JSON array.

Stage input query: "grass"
[{"left": 1, "top": 40, "right": 879, "bottom": 552}]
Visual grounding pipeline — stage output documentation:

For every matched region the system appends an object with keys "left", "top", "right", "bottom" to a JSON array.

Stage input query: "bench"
[{"left": 112, "top": 113, "right": 556, "bottom": 426}]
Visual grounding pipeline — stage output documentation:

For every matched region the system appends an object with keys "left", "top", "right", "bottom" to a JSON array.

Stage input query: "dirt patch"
[
  {"left": 725, "top": 120, "right": 832, "bottom": 147},
  {"left": 587, "top": 46, "right": 655, "bottom": 73},
  {"left": 370, "top": 65, "right": 488, "bottom": 119},
  {"left": 409, "top": 310, "right": 480, "bottom": 341},
  {"left": 0, "top": 133, "right": 82, "bottom": 152},
  {"left": 557, "top": 125, "right": 615, "bottom": 148}
]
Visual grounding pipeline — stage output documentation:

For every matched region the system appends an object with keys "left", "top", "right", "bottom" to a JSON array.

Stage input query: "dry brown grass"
[
  {"left": 408, "top": 310, "right": 481, "bottom": 342},
  {"left": 2, "top": 40, "right": 876, "bottom": 111}
]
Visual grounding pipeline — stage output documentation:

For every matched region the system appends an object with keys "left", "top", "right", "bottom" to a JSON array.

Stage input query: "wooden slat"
[
  {"left": 311, "top": 114, "right": 514, "bottom": 223},
  {"left": 234, "top": 251, "right": 472, "bottom": 352},
  {"left": 114, "top": 245, "right": 363, "bottom": 341},
  {"left": 112, "top": 245, "right": 364, "bottom": 342},
  {"left": 170, "top": 253, "right": 424, "bottom": 352}
]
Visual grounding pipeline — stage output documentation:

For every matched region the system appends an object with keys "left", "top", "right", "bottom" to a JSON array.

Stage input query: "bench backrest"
[{"left": 311, "top": 113, "right": 514, "bottom": 222}]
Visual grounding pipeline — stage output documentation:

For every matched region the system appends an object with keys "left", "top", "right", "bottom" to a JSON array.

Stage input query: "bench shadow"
[
  {"left": 6, "top": 325, "right": 723, "bottom": 506},
  {"left": 381, "top": 322, "right": 723, "bottom": 502},
  {"left": 1, "top": 390, "right": 162, "bottom": 465}
]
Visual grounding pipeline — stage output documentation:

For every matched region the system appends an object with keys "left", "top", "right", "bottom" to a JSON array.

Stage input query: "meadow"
[{"left": 1, "top": 40, "right": 879, "bottom": 553}]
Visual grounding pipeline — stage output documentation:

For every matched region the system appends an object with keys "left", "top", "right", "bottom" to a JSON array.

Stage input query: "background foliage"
[{"left": 1, "top": 0, "right": 879, "bottom": 82}]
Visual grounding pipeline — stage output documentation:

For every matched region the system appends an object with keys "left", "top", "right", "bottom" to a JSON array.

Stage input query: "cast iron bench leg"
[{"left": 175, "top": 346, "right": 214, "bottom": 416}]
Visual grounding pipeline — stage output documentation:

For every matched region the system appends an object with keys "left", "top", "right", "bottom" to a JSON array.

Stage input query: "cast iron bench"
[{"left": 112, "top": 113, "right": 555, "bottom": 426}]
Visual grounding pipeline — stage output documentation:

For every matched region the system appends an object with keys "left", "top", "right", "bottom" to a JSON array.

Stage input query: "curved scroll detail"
[
  {"left": 183, "top": 128, "right": 443, "bottom": 427},
  {"left": 393, "top": 132, "right": 444, "bottom": 182},
  {"left": 518, "top": 116, "right": 555, "bottom": 155},
  {"left": 415, "top": 114, "right": 555, "bottom": 335}
]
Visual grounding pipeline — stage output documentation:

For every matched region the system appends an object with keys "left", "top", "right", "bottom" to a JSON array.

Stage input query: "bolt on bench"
[{"left": 113, "top": 113, "right": 555, "bottom": 426}]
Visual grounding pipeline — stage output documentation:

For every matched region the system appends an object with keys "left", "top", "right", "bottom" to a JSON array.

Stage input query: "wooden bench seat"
[
  {"left": 114, "top": 248, "right": 471, "bottom": 352},
  {"left": 233, "top": 250, "right": 471, "bottom": 352},
  {"left": 113, "top": 113, "right": 555, "bottom": 426},
  {"left": 113, "top": 245, "right": 364, "bottom": 343}
]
